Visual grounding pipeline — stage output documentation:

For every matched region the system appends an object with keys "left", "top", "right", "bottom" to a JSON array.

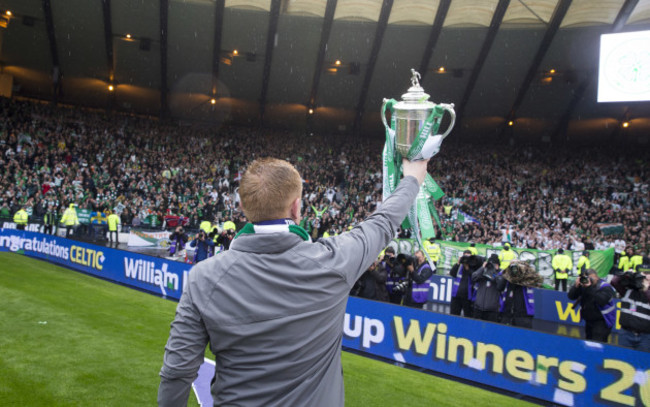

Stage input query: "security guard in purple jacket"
[{"left": 403, "top": 250, "right": 434, "bottom": 309}]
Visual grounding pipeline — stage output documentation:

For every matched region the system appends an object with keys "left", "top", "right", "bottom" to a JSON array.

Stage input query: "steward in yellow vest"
[
  {"left": 422, "top": 239, "right": 441, "bottom": 264},
  {"left": 107, "top": 212, "right": 121, "bottom": 243},
  {"left": 617, "top": 251, "right": 630, "bottom": 272},
  {"left": 13, "top": 207, "right": 28, "bottom": 230},
  {"left": 577, "top": 251, "right": 590, "bottom": 274},
  {"left": 628, "top": 248, "right": 643, "bottom": 272},
  {"left": 200, "top": 220, "right": 212, "bottom": 234},
  {"left": 498, "top": 243, "right": 516, "bottom": 270},
  {"left": 60, "top": 203, "right": 79, "bottom": 237},
  {"left": 552, "top": 248, "right": 573, "bottom": 292}
]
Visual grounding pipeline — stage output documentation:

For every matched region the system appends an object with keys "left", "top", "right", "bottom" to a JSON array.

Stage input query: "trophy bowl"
[{"left": 382, "top": 69, "right": 455, "bottom": 158}]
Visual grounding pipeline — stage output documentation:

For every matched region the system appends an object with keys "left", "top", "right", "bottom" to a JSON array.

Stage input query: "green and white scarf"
[{"left": 235, "top": 222, "right": 311, "bottom": 242}]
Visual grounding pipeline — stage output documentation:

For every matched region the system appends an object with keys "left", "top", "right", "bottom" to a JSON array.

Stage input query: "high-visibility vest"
[
  {"left": 411, "top": 263, "right": 432, "bottom": 303},
  {"left": 223, "top": 221, "right": 236, "bottom": 231},
  {"left": 577, "top": 255, "right": 590, "bottom": 273},
  {"left": 422, "top": 240, "right": 441, "bottom": 262},
  {"left": 107, "top": 214, "right": 120, "bottom": 231},
  {"left": 13, "top": 209, "right": 28, "bottom": 225},
  {"left": 499, "top": 249, "right": 516, "bottom": 270},
  {"left": 200, "top": 220, "right": 212, "bottom": 234},
  {"left": 468, "top": 246, "right": 478, "bottom": 255},
  {"left": 552, "top": 254, "right": 573, "bottom": 279},
  {"left": 630, "top": 255, "right": 643, "bottom": 272},
  {"left": 60, "top": 207, "right": 79, "bottom": 226},
  {"left": 595, "top": 281, "right": 617, "bottom": 328},
  {"left": 618, "top": 255, "right": 630, "bottom": 271}
]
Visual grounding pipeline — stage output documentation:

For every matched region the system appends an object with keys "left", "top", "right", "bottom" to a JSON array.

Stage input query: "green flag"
[{"left": 424, "top": 174, "right": 445, "bottom": 201}]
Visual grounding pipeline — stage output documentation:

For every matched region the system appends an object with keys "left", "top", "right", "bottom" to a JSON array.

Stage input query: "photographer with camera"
[
  {"left": 471, "top": 254, "right": 506, "bottom": 322},
  {"left": 500, "top": 261, "right": 543, "bottom": 329},
  {"left": 383, "top": 247, "right": 405, "bottom": 304},
  {"left": 450, "top": 250, "right": 482, "bottom": 317},
  {"left": 190, "top": 229, "right": 215, "bottom": 264},
  {"left": 402, "top": 250, "right": 434, "bottom": 309},
  {"left": 216, "top": 228, "right": 236, "bottom": 251},
  {"left": 387, "top": 252, "right": 413, "bottom": 305},
  {"left": 351, "top": 260, "right": 389, "bottom": 302},
  {"left": 611, "top": 270, "right": 650, "bottom": 352},
  {"left": 169, "top": 226, "right": 188, "bottom": 257},
  {"left": 567, "top": 269, "right": 616, "bottom": 342}
]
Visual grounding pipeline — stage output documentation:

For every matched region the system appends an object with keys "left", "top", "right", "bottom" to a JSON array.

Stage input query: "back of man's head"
[{"left": 240, "top": 158, "right": 302, "bottom": 223}]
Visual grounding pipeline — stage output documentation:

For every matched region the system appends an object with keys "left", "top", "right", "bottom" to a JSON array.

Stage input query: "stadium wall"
[{"left": 1, "top": 228, "right": 648, "bottom": 406}]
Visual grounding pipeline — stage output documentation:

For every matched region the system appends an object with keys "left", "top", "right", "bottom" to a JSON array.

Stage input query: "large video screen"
[{"left": 598, "top": 30, "right": 650, "bottom": 103}]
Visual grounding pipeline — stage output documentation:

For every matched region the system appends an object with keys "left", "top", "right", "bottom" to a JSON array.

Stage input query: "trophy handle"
[
  {"left": 381, "top": 98, "right": 391, "bottom": 131},
  {"left": 438, "top": 103, "right": 456, "bottom": 140}
]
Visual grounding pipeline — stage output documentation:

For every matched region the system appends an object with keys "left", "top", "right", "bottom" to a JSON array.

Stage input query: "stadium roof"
[{"left": 0, "top": 0, "right": 649, "bottom": 142}]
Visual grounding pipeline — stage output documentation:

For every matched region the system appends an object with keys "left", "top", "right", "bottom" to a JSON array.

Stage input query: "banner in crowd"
[
  {"left": 77, "top": 209, "right": 92, "bottom": 225},
  {"left": 385, "top": 239, "right": 615, "bottom": 287},
  {"left": 597, "top": 223, "right": 624, "bottom": 236},
  {"left": 127, "top": 230, "right": 172, "bottom": 248},
  {"left": 0, "top": 228, "right": 190, "bottom": 300},
  {"left": 344, "top": 296, "right": 650, "bottom": 407},
  {"left": 2, "top": 221, "right": 45, "bottom": 233}
]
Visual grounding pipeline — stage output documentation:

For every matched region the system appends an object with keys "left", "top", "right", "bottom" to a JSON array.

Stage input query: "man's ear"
[{"left": 290, "top": 197, "right": 301, "bottom": 223}]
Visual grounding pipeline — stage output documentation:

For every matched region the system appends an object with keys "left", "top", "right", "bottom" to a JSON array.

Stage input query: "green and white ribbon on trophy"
[{"left": 381, "top": 69, "right": 456, "bottom": 269}]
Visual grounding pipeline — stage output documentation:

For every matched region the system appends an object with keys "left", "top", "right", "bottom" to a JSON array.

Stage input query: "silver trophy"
[{"left": 382, "top": 69, "right": 455, "bottom": 157}]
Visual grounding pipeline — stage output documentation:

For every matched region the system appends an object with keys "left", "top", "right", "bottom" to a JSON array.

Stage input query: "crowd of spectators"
[
  {"left": 0, "top": 97, "right": 647, "bottom": 255},
  {"left": 433, "top": 145, "right": 649, "bottom": 253}
]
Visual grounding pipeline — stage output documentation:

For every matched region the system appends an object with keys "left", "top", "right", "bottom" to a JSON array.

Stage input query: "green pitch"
[{"left": 0, "top": 252, "right": 534, "bottom": 406}]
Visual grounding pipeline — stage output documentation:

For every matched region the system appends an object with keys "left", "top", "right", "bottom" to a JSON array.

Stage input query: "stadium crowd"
[{"left": 0, "top": 97, "right": 648, "bottom": 256}]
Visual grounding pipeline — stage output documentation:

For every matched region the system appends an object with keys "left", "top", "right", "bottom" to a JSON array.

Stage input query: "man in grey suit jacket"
[{"left": 158, "top": 157, "right": 429, "bottom": 406}]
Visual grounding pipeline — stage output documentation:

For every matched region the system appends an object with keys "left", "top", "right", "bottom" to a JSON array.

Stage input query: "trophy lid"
[{"left": 398, "top": 69, "right": 433, "bottom": 107}]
